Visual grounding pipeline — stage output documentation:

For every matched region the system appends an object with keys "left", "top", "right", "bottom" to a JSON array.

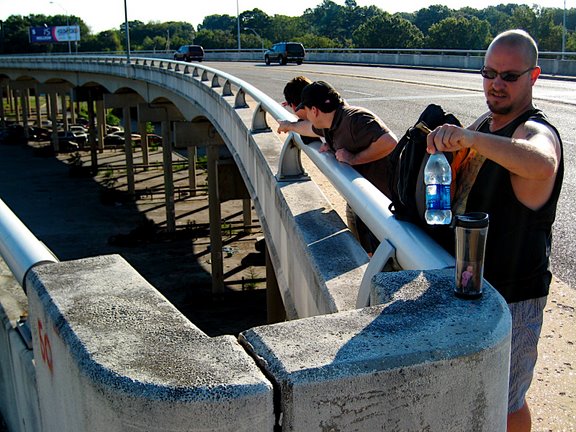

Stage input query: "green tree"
[
  {"left": 302, "top": 0, "right": 349, "bottom": 43},
  {"left": 241, "top": 9, "right": 271, "bottom": 35},
  {"left": 413, "top": 5, "right": 453, "bottom": 35},
  {"left": 194, "top": 29, "right": 236, "bottom": 49},
  {"left": 81, "top": 30, "right": 122, "bottom": 52},
  {"left": 266, "top": 15, "right": 307, "bottom": 43},
  {"left": 353, "top": 13, "right": 424, "bottom": 48},
  {"left": 469, "top": 5, "right": 513, "bottom": 37},
  {"left": 199, "top": 15, "right": 236, "bottom": 33},
  {"left": 509, "top": 4, "right": 539, "bottom": 36},
  {"left": 427, "top": 16, "right": 491, "bottom": 49},
  {"left": 297, "top": 34, "right": 342, "bottom": 48}
]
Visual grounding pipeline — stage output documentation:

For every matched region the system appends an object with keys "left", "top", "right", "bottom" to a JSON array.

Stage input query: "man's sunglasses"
[{"left": 480, "top": 66, "right": 535, "bottom": 82}]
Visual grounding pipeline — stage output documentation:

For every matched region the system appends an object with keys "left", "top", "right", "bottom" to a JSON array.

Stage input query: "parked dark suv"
[
  {"left": 173, "top": 45, "right": 204, "bottom": 62},
  {"left": 264, "top": 42, "right": 305, "bottom": 65}
]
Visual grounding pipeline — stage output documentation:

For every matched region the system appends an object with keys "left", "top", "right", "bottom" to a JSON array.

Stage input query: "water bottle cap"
[{"left": 455, "top": 212, "right": 489, "bottom": 228}]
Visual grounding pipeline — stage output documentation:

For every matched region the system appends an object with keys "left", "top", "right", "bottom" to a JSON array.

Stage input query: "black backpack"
[{"left": 387, "top": 104, "right": 462, "bottom": 224}]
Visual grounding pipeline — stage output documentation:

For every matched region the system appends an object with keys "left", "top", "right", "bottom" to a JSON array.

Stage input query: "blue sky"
[{"left": 0, "top": 0, "right": 566, "bottom": 33}]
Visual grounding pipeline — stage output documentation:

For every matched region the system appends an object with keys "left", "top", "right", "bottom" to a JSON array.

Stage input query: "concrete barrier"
[
  {"left": 0, "top": 259, "right": 41, "bottom": 432},
  {"left": 240, "top": 269, "right": 511, "bottom": 431},
  {"left": 0, "top": 254, "right": 511, "bottom": 431},
  {"left": 25, "top": 255, "right": 274, "bottom": 432}
]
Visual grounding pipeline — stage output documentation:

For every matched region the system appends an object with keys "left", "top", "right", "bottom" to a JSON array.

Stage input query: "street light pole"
[
  {"left": 124, "top": 0, "right": 131, "bottom": 63},
  {"left": 49, "top": 1, "right": 71, "bottom": 54},
  {"left": 236, "top": 0, "right": 241, "bottom": 52},
  {"left": 244, "top": 27, "right": 264, "bottom": 52},
  {"left": 562, "top": 0, "right": 567, "bottom": 60}
]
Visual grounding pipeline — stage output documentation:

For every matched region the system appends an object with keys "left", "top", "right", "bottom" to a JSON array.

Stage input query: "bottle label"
[{"left": 426, "top": 184, "right": 451, "bottom": 210}]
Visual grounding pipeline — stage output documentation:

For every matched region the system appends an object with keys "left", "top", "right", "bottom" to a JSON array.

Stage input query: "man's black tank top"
[{"left": 466, "top": 109, "right": 564, "bottom": 303}]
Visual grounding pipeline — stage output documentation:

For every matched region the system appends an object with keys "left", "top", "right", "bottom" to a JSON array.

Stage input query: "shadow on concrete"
[{"left": 0, "top": 140, "right": 267, "bottom": 337}]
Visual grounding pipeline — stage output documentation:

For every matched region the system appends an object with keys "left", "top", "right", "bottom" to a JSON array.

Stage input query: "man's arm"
[
  {"left": 277, "top": 119, "right": 321, "bottom": 137},
  {"left": 427, "top": 120, "right": 561, "bottom": 210},
  {"left": 427, "top": 121, "right": 559, "bottom": 179},
  {"left": 335, "top": 132, "right": 398, "bottom": 165}
]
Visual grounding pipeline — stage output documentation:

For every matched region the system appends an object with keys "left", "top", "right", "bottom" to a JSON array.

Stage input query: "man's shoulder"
[
  {"left": 341, "top": 105, "right": 376, "bottom": 117},
  {"left": 340, "top": 105, "right": 386, "bottom": 129}
]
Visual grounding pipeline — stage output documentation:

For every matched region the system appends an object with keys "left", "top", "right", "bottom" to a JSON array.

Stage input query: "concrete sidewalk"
[{"left": 0, "top": 141, "right": 574, "bottom": 431}]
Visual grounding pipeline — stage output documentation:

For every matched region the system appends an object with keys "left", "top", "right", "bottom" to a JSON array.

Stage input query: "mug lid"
[{"left": 455, "top": 212, "right": 489, "bottom": 228}]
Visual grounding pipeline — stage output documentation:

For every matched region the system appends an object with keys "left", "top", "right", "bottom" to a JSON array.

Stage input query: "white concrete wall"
[
  {"left": 0, "top": 259, "right": 41, "bottom": 432},
  {"left": 25, "top": 255, "right": 274, "bottom": 432},
  {"left": 240, "top": 269, "right": 511, "bottom": 432},
  {"left": 0, "top": 256, "right": 511, "bottom": 432}
]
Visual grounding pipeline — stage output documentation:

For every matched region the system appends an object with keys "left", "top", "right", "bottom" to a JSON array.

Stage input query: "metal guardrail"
[
  {"left": 0, "top": 199, "right": 58, "bottom": 290},
  {"left": 9, "top": 48, "right": 575, "bottom": 58},
  {"left": 0, "top": 55, "right": 453, "bottom": 303}
]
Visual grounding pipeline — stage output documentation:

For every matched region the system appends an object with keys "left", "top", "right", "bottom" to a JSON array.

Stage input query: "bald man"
[{"left": 427, "top": 29, "right": 563, "bottom": 432}]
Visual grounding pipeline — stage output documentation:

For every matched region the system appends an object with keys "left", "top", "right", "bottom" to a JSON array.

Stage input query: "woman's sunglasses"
[{"left": 480, "top": 66, "right": 535, "bottom": 82}]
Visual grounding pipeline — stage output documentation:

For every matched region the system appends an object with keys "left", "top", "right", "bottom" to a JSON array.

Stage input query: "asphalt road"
[{"left": 205, "top": 61, "right": 576, "bottom": 291}]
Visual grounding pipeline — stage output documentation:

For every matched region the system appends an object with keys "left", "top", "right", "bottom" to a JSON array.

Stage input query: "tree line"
[{"left": 1, "top": 0, "right": 576, "bottom": 54}]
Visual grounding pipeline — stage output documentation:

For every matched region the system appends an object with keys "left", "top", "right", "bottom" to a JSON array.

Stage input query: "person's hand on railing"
[
  {"left": 277, "top": 120, "right": 295, "bottom": 133},
  {"left": 335, "top": 148, "right": 354, "bottom": 165}
]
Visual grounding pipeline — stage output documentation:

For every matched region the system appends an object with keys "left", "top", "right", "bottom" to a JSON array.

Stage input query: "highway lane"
[{"left": 204, "top": 61, "right": 576, "bottom": 290}]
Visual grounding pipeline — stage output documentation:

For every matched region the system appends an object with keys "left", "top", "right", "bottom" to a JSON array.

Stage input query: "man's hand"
[
  {"left": 319, "top": 143, "right": 331, "bottom": 153},
  {"left": 277, "top": 120, "right": 296, "bottom": 134},
  {"left": 335, "top": 148, "right": 354, "bottom": 164},
  {"left": 426, "top": 124, "right": 474, "bottom": 154}
]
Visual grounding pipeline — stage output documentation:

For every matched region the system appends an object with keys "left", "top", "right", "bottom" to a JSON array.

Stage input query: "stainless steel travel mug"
[{"left": 454, "top": 212, "right": 489, "bottom": 299}]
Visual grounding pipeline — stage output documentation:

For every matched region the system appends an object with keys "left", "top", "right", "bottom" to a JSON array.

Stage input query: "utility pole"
[
  {"left": 124, "top": 0, "right": 131, "bottom": 63},
  {"left": 236, "top": 0, "right": 241, "bottom": 52}
]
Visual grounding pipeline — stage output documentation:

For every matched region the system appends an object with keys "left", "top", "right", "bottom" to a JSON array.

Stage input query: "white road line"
[
  {"left": 347, "top": 93, "right": 482, "bottom": 102},
  {"left": 344, "top": 90, "right": 374, "bottom": 96}
]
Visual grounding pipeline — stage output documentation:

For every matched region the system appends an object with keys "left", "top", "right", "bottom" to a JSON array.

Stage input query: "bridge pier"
[
  {"left": 0, "top": 79, "right": 6, "bottom": 127},
  {"left": 137, "top": 102, "right": 185, "bottom": 232},
  {"left": 104, "top": 93, "right": 147, "bottom": 196}
]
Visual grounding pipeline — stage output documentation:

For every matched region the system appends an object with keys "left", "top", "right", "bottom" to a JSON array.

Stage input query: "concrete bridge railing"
[{"left": 0, "top": 56, "right": 511, "bottom": 431}]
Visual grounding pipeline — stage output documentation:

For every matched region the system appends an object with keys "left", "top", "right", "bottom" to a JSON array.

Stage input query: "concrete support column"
[
  {"left": 46, "top": 92, "right": 52, "bottom": 122},
  {"left": 161, "top": 120, "right": 176, "bottom": 232},
  {"left": 138, "top": 103, "right": 185, "bottom": 232},
  {"left": 265, "top": 243, "right": 285, "bottom": 323},
  {"left": 20, "top": 90, "right": 29, "bottom": 139},
  {"left": 0, "top": 85, "right": 5, "bottom": 128},
  {"left": 243, "top": 199, "right": 252, "bottom": 233},
  {"left": 13, "top": 90, "right": 20, "bottom": 124},
  {"left": 35, "top": 91, "right": 42, "bottom": 127},
  {"left": 187, "top": 146, "right": 197, "bottom": 196},
  {"left": 87, "top": 98, "right": 98, "bottom": 173},
  {"left": 8, "top": 87, "right": 15, "bottom": 116},
  {"left": 39, "top": 83, "right": 75, "bottom": 151},
  {"left": 95, "top": 100, "right": 105, "bottom": 151},
  {"left": 60, "top": 93, "right": 68, "bottom": 131},
  {"left": 207, "top": 144, "right": 224, "bottom": 294},
  {"left": 11, "top": 81, "right": 38, "bottom": 138},
  {"left": 49, "top": 92, "right": 58, "bottom": 151},
  {"left": 27, "top": 89, "right": 32, "bottom": 116},
  {"left": 138, "top": 121, "right": 150, "bottom": 167},
  {"left": 69, "top": 90, "right": 76, "bottom": 124},
  {"left": 122, "top": 106, "right": 136, "bottom": 196}
]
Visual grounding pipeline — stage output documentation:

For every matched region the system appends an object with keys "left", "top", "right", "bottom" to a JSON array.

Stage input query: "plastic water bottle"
[{"left": 424, "top": 152, "right": 452, "bottom": 225}]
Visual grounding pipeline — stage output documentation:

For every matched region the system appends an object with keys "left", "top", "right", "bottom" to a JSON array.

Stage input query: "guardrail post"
[
  {"left": 276, "top": 134, "right": 308, "bottom": 181},
  {"left": 250, "top": 102, "right": 271, "bottom": 133},
  {"left": 234, "top": 89, "right": 248, "bottom": 108}
]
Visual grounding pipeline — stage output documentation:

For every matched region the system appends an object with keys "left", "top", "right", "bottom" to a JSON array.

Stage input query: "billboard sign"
[{"left": 29, "top": 26, "right": 81, "bottom": 43}]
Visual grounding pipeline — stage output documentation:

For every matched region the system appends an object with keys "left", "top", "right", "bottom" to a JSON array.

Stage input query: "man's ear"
[{"left": 530, "top": 66, "right": 541, "bottom": 83}]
